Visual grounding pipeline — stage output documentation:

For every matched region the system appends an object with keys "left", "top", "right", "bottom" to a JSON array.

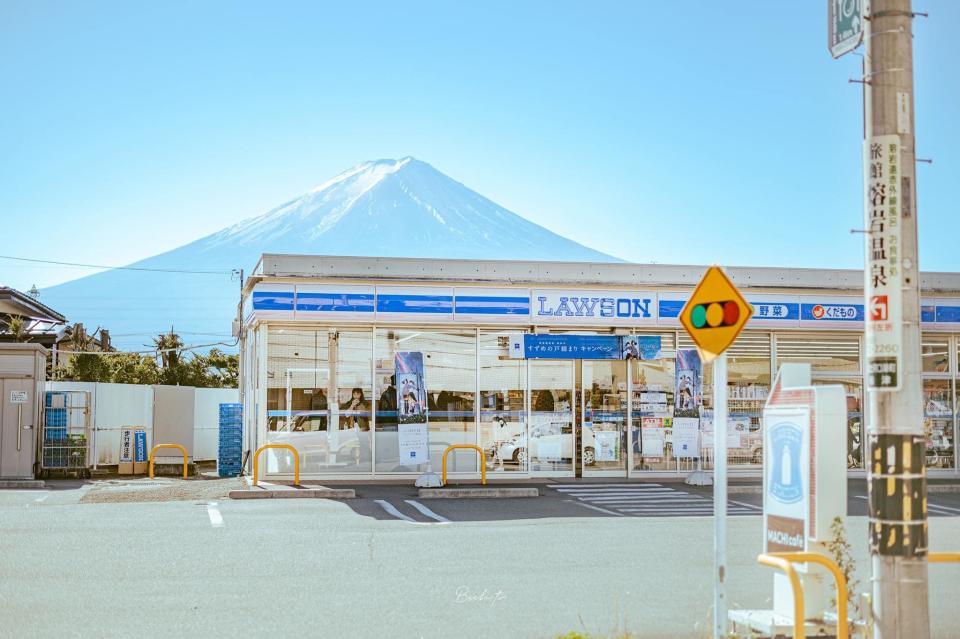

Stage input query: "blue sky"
[{"left": 2, "top": 0, "right": 958, "bottom": 292}]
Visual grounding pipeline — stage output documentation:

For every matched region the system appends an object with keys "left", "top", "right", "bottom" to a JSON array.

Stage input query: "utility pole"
[{"left": 863, "top": 1, "right": 930, "bottom": 637}]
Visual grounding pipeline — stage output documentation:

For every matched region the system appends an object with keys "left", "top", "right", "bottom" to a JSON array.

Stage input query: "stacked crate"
[
  {"left": 43, "top": 392, "right": 69, "bottom": 467},
  {"left": 218, "top": 403, "right": 243, "bottom": 477}
]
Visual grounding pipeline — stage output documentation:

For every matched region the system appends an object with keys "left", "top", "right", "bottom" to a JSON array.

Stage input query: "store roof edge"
[{"left": 252, "top": 254, "right": 960, "bottom": 293}]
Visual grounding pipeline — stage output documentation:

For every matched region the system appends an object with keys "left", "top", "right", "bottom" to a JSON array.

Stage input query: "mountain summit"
[
  {"left": 198, "top": 157, "right": 617, "bottom": 261},
  {"left": 41, "top": 158, "right": 620, "bottom": 349}
]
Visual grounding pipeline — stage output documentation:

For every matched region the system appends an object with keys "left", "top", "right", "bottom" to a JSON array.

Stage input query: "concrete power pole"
[{"left": 863, "top": 1, "right": 930, "bottom": 637}]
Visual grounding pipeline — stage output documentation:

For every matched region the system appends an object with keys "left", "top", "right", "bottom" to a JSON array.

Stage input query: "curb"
[
  {"left": 0, "top": 480, "right": 46, "bottom": 489},
  {"left": 418, "top": 487, "right": 539, "bottom": 498},
  {"left": 229, "top": 488, "right": 355, "bottom": 500}
]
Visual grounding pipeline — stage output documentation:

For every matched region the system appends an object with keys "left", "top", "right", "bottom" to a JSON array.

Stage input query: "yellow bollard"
[
  {"left": 757, "top": 554, "right": 806, "bottom": 639},
  {"left": 441, "top": 444, "right": 486, "bottom": 486},
  {"left": 148, "top": 444, "right": 188, "bottom": 479},
  {"left": 253, "top": 444, "right": 300, "bottom": 487}
]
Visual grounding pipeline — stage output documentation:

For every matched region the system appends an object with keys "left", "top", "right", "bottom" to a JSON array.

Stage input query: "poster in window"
[
  {"left": 396, "top": 351, "right": 429, "bottom": 464},
  {"left": 674, "top": 349, "right": 702, "bottom": 417}
]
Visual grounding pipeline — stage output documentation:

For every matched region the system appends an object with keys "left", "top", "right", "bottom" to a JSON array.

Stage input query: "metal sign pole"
[{"left": 713, "top": 352, "right": 728, "bottom": 639}]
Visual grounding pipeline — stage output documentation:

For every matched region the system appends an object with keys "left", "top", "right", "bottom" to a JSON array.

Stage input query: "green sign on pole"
[{"left": 828, "top": 0, "right": 864, "bottom": 58}]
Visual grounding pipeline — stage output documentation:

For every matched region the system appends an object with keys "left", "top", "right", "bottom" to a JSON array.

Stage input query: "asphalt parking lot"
[{"left": 1, "top": 478, "right": 959, "bottom": 639}]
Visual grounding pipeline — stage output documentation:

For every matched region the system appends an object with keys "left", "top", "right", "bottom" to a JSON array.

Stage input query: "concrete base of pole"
[
  {"left": 684, "top": 470, "right": 713, "bottom": 486},
  {"left": 415, "top": 471, "right": 442, "bottom": 488}
]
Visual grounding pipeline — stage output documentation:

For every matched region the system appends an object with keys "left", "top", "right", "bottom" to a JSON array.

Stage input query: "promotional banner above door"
[{"left": 508, "top": 334, "right": 662, "bottom": 360}]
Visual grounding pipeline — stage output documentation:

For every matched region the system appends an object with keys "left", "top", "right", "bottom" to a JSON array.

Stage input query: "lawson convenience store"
[{"left": 238, "top": 254, "right": 960, "bottom": 480}]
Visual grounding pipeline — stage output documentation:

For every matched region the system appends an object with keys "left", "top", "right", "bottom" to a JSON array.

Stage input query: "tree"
[
  {"left": 63, "top": 352, "right": 112, "bottom": 382},
  {"left": 4, "top": 315, "right": 29, "bottom": 342},
  {"left": 109, "top": 353, "right": 160, "bottom": 385},
  {"left": 203, "top": 348, "right": 239, "bottom": 388}
]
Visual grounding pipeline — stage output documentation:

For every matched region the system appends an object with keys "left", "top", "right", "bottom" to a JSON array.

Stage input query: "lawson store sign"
[{"left": 246, "top": 283, "right": 960, "bottom": 331}]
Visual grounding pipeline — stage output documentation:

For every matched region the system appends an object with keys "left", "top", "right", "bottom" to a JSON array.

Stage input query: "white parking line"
[
  {"left": 928, "top": 503, "right": 960, "bottom": 514},
  {"left": 729, "top": 499, "right": 762, "bottom": 511},
  {"left": 856, "top": 494, "right": 960, "bottom": 516},
  {"left": 550, "top": 483, "right": 662, "bottom": 488},
  {"left": 33, "top": 495, "right": 49, "bottom": 503},
  {"left": 207, "top": 503, "right": 224, "bottom": 528},
  {"left": 404, "top": 500, "right": 451, "bottom": 523},
  {"left": 566, "top": 500, "right": 625, "bottom": 517},
  {"left": 375, "top": 499, "right": 418, "bottom": 523}
]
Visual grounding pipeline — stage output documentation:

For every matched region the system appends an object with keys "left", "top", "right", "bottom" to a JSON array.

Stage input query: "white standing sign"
[
  {"left": 10, "top": 390, "right": 28, "bottom": 404},
  {"left": 120, "top": 428, "right": 133, "bottom": 464},
  {"left": 864, "top": 134, "right": 903, "bottom": 391},
  {"left": 398, "top": 423, "right": 429, "bottom": 465},
  {"left": 763, "top": 408, "right": 811, "bottom": 553}
]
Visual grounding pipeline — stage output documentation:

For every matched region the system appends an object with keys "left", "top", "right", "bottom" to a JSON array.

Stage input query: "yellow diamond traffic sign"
[{"left": 679, "top": 266, "right": 753, "bottom": 362}]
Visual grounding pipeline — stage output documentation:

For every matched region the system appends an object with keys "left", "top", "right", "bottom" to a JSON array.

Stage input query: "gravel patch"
[{"left": 80, "top": 477, "right": 245, "bottom": 504}]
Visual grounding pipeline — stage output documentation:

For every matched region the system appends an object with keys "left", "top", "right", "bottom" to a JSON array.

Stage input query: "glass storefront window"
[
  {"left": 529, "top": 360, "right": 574, "bottom": 474},
  {"left": 375, "top": 329, "right": 477, "bottom": 473},
  {"left": 922, "top": 336, "right": 950, "bottom": 374},
  {"left": 265, "top": 327, "right": 372, "bottom": 473},
  {"left": 776, "top": 334, "right": 860, "bottom": 375},
  {"left": 583, "top": 360, "right": 628, "bottom": 474},
  {"left": 923, "top": 379, "right": 955, "bottom": 469},
  {"left": 691, "top": 332, "right": 771, "bottom": 466},
  {"left": 479, "top": 332, "right": 526, "bottom": 473},
  {"left": 629, "top": 355, "right": 675, "bottom": 472}
]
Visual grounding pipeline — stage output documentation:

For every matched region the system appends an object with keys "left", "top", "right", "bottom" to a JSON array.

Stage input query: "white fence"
[{"left": 46, "top": 382, "right": 239, "bottom": 466}]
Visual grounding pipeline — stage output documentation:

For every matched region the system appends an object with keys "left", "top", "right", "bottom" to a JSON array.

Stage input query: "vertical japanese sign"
[
  {"left": 134, "top": 430, "right": 147, "bottom": 462},
  {"left": 120, "top": 428, "right": 133, "bottom": 463},
  {"left": 864, "top": 135, "right": 903, "bottom": 391},
  {"left": 396, "top": 351, "right": 429, "bottom": 464}
]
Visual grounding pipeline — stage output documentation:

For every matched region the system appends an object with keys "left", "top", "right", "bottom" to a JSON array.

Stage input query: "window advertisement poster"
[
  {"left": 640, "top": 417, "right": 666, "bottom": 458},
  {"left": 620, "top": 335, "right": 662, "bottom": 360},
  {"left": 863, "top": 134, "right": 903, "bottom": 391},
  {"left": 699, "top": 412, "right": 749, "bottom": 449},
  {"left": 672, "top": 417, "right": 700, "bottom": 458},
  {"left": 396, "top": 351, "right": 429, "bottom": 464},
  {"left": 594, "top": 429, "right": 620, "bottom": 462},
  {"left": 763, "top": 408, "right": 811, "bottom": 553},
  {"left": 396, "top": 352, "right": 427, "bottom": 423},
  {"left": 674, "top": 349, "right": 702, "bottom": 416}
]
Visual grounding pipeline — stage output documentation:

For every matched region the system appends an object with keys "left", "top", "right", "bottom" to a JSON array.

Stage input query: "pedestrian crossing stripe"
[{"left": 549, "top": 484, "right": 761, "bottom": 517}]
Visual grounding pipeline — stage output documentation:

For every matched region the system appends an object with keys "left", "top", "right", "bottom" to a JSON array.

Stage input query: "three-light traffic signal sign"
[{"left": 679, "top": 266, "right": 753, "bottom": 361}]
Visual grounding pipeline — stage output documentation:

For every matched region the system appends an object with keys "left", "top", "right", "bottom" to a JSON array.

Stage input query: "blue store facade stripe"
[
  {"left": 252, "top": 290, "right": 295, "bottom": 310},
  {"left": 377, "top": 294, "right": 453, "bottom": 313},
  {"left": 296, "top": 292, "right": 375, "bottom": 312},
  {"left": 454, "top": 295, "right": 530, "bottom": 315},
  {"left": 936, "top": 306, "right": 960, "bottom": 323}
]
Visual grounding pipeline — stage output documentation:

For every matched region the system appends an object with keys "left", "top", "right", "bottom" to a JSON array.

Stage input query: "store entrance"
[{"left": 581, "top": 360, "right": 628, "bottom": 476}]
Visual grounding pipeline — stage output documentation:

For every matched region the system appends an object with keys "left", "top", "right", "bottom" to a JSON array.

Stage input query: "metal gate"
[{"left": 40, "top": 391, "right": 91, "bottom": 478}]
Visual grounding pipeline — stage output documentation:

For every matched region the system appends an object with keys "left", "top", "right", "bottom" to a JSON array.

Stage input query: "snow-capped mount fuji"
[
  {"left": 41, "top": 157, "right": 621, "bottom": 350},
  {"left": 198, "top": 157, "right": 617, "bottom": 260}
]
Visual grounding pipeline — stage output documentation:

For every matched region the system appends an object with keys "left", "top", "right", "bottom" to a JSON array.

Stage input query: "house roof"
[{"left": 0, "top": 287, "right": 67, "bottom": 323}]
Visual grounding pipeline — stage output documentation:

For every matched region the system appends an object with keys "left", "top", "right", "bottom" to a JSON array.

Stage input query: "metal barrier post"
[
  {"left": 148, "top": 444, "right": 188, "bottom": 479},
  {"left": 253, "top": 444, "right": 300, "bottom": 487},
  {"left": 757, "top": 554, "right": 806, "bottom": 639},
  {"left": 771, "top": 552, "right": 849, "bottom": 639},
  {"left": 929, "top": 552, "right": 960, "bottom": 564},
  {"left": 441, "top": 444, "right": 486, "bottom": 486}
]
